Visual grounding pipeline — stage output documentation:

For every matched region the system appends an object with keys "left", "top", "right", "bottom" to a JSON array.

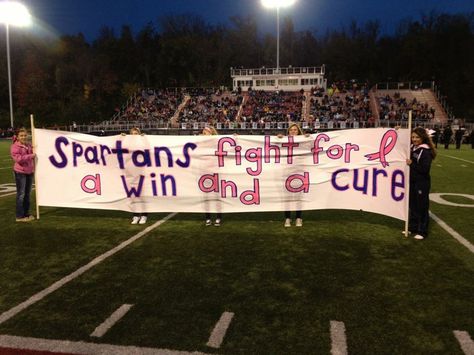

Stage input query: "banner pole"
[
  {"left": 404, "top": 110, "right": 412, "bottom": 237},
  {"left": 30, "top": 114, "right": 40, "bottom": 220}
]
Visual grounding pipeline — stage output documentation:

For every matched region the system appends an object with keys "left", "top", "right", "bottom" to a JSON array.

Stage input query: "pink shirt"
[{"left": 10, "top": 140, "right": 35, "bottom": 174}]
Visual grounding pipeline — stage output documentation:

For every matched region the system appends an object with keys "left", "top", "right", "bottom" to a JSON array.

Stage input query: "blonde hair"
[
  {"left": 13, "top": 128, "right": 29, "bottom": 143},
  {"left": 129, "top": 127, "right": 141, "bottom": 135},
  {"left": 202, "top": 126, "right": 218, "bottom": 135},
  {"left": 287, "top": 123, "right": 303, "bottom": 135}
]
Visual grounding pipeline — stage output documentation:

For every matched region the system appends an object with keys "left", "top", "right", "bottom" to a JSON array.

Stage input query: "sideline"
[
  {"left": 439, "top": 154, "right": 474, "bottom": 164},
  {"left": 430, "top": 211, "right": 474, "bottom": 254},
  {"left": 0, "top": 213, "right": 177, "bottom": 325},
  {"left": 0, "top": 334, "right": 209, "bottom": 355}
]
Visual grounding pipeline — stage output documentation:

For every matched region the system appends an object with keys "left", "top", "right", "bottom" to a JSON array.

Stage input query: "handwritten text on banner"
[{"left": 34, "top": 128, "right": 410, "bottom": 220}]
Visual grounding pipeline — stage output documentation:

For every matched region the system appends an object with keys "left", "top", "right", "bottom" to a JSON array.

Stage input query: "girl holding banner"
[
  {"left": 11, "top": 128, "right": 36, "bottom": 222},
  {"left": 278, "top": 123, "right": 306, "bottom": 227},
  {"left": 126, "top": 127, "right": 149, "bottom": 225},
  {"left": 406, "top": 127, "right": 437, "bottom": 240},
  {"left": 201, "top": 126, "right": 222, "bottom": 226}
]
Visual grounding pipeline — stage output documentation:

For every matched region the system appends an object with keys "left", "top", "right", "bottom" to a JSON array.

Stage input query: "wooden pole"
[
  {"left": 404, "top": 110, "right": 413, "bottom": 237},
  {"left": 30, "top": 114, "right": 40, "bottom": 220}
]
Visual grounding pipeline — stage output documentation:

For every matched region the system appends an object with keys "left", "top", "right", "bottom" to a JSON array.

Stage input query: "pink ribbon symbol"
[{"left": 364, "top": 130, "right": 398, "bottom": 168}]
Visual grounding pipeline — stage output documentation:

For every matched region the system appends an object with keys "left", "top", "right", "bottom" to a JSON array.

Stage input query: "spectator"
[
  {"left": 455, "top": 128, "right": 464, "bottom": 149},
  {"left": 443, "top": 125, "right": 453, "bottom": 149}
]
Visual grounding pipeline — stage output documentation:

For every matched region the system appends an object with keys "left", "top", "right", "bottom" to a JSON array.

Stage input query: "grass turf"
[{"left": 0, "top": 139, "right": 473, "bottom": 354}]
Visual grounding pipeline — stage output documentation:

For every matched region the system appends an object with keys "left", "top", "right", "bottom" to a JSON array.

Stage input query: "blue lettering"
[
  {"left": 132, "top": 149, "right": 152, "bottom": 167},
  {"left": 176, "top": 142, "right": 197, "bottom": 167},
  {"left": 48, "top": 136, "right": 69, "bottom": 168},
  {"left": 331, "top": 168, "right": 350, "bottom": 191},
  {"left": 391, "top": 170, "right": 405, "bottom": 201},
  {"left": 121, "top": 175, "right": 144, "bottom": 197},
  {"left": 112, "top": 140, "right": 129, "bottom": 169}
]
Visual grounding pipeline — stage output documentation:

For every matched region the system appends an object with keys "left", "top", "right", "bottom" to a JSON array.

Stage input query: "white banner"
[{"left": 34, "top": 128, "right": 410, "bottom": 220}]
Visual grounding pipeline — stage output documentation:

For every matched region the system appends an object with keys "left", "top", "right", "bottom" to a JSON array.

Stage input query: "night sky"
[{"left": 18, "top": 0, "right": 474, "bottom": 41}]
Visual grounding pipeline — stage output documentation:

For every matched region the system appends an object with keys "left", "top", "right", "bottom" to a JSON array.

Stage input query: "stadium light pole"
[
  {"left": 261, "top": 0, "right": 296, "bottom": 74},
  {"left": 0, "top": 1, "right": 32, "bottom": 129}
]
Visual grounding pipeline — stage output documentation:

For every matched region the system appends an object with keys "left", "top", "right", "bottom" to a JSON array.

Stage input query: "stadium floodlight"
[
  {"left": 261, "top": 0, "right": 296, "bottom": 73},
  {"left": 0, "top": 1, "right": 32, "bottom": 129}
]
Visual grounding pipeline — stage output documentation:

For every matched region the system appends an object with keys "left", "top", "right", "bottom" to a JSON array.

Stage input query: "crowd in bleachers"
[
  {"left": 377, "top": 92, "right": 435, "bottom": 122},
  {"left": 111, "top": 82, "right": 443, "bottom": 129},
  {"left": 178, "top": 88, "right": 243, "bottom": 125},
  {"left": 119, "top": 89, "right": 183, "bottom": 122},
  {"left": 241, "top": 90, "right": 304, "bottom": 123},
  {"left": 309, "top": 81, "right": 375, "bottom": 127}
]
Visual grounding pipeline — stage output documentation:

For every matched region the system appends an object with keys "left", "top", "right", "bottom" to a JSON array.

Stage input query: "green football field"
[{"left": 0, "top": 138, "right": 473, "bottom": 354}]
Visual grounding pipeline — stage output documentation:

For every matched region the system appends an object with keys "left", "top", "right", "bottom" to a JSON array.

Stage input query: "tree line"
[{"left": 0, "top": 11, "right": 473, "bottom": 128}]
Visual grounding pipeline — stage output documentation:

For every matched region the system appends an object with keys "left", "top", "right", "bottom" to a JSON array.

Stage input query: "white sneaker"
[
  {"left": 295, "top": 218, "right": 303, "bottom": 227},
  {"left": 205, "top": 219, "right": 212, "bottom": 226},
  {"left": 131, "top": 216, "right": 140, "bottom": 225},
  {"left": 284, "top": 218, "right": 291, "bottom": 227},
  {"left": 214, "top": 219, "right": 221, "bottom": 226},
  {"left": 139, "top": 216, "right": 147, "bottom": 224},
  {"left": 414, "top": 234, "right": 425, "bottom": 240}
]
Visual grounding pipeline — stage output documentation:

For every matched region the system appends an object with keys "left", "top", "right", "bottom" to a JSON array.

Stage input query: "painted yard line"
[
  {"left": 453, "top": 330, "right": 474, "bottom": 355},
  {"left": 0, "top": 187, "right": 35, "bottom": 198},
  {"left": 461, "top": 164, "right": 467, "bottom": 168},
  {"left": 0, "top": 334, "right": 210, "bottom": 355},
  {"left": 90, "top": 304, "right": 133, "bottom": 338},
  {"left": 430, "top": 211, "right": 474, "bottom": 254},
  {"left": 0, "top": 213, "right": 177, "bottom": 325},
  {"left": 440, "top": 154, "right": 474, "bottom": 164},
  {"left": 330, "top": 320, "right": 348, "bottom": 355},
  {"left": 0, "top": 166, "right": 12, "bottom": 169},
  {"left": 206, "top": 311, "right": 234, "bottom": 348}
]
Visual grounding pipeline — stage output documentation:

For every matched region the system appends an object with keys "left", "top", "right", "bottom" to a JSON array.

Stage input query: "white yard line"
[
  {"left": 206, "top": 311, "right": 234, "bottom": 348},
  {"left": 430, "top": 211, "right": 474, "bottom": 254},
  {"left": 440, "top": 155, "right": 474, "bottom": 164},
  {"left": 0, "top": 187, "right": 34, "bottom": 198},
  {"left": 0, "top": 334, "right": 210, "bottom": 355},
  {"left": 0, "top": 213, "right": 177, "bottom": 325},
  {"left": 90, "top": 304, "right": 133, "bottom": 338},
  {"left": 453, "top": 330, "right": 474, "bottom": 355},
  {"left": 330, "top": 320, "right": 348, "bottom": 355}
]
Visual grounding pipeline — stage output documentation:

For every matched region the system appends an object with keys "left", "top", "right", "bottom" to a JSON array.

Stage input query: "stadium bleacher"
[{"left": 72, "top": 81, "right": 456, "bottom": 134}]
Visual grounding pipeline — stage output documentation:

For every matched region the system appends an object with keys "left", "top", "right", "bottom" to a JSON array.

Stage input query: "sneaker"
[
  {"left": 284, "top": 218, "right": 291, "bottom": 227},
  {"left": 25, "top": 215, "right": 35, "bottom": 221},
  {"left": 414, "top": 234, "right": 425, "bottom": 240},
  {"left": 131, "top": 216, "right": 140, "bottom": 225},
  {"left": 295, "top": 218, "right": 303, "bottom": 227},
  {"left": 15, "top": 217, "right": 28, "bottom": 222},
  {"left": 214, "top": 219, "right": 221, "bottom": 227},
  {"left": 139, "top": 216, "right": 148, "bottom": 224},
  {"left": 205, "top": 219, "right": 212, "bottom": 226}
]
